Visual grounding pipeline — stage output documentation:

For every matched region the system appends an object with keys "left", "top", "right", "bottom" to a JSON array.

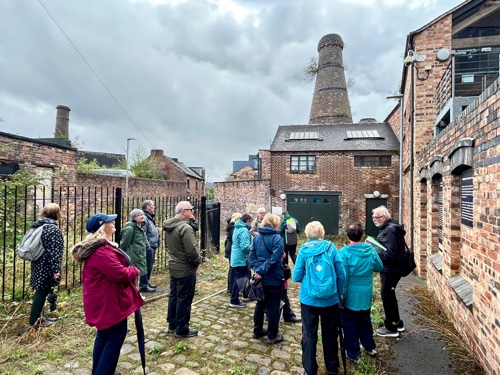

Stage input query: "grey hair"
[
  {"left": 142, "top": 199, "right": 154, "bottom": 210},
  {"left": 373, "top": 205, "right": 391, "bottom": 219},
  {"left": 257, "top": 207, "right": 266, "bottom": 214},
  {"left": 175, "top": 201, "right": 191, "bottom": 214},
  {"left": 129, "top": 208, "right": 144, "bottom": 221}
]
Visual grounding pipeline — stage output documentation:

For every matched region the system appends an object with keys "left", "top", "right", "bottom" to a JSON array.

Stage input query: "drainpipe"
[{"left": 387, "top": 94, "right": 404, "bottom": 224}]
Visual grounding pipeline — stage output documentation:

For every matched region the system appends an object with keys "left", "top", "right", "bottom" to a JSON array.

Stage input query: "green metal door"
[
  {"left": 286, "top": 193, "right": 340, "bottom": 235},
  {"left": 365, "top": 198, "right": 387, "bottom": 238}
]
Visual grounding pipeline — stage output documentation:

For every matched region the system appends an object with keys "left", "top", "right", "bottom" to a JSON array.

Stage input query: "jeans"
[
  {"left": 139, "top": 274, "right": 149, "bottom": 289},
  {"left": 340, "top": 307, "right": 376, "bottom": 359},
  {"left": 301, "top": 303, "right": 339, "bottom": 375},
  {"left": 227, "top": 266, "right": 234, "bottom": 292},
  {"left": 29, "top": 287, "right": 51, "bottom": 325},
  {"left": 284, "top": 244, "right": 297, "bottom": 265},
  {"left": 146, "top": 248, "right": 156, "bottom": 281},
  {"left": 92, "top": 318, "right": 127, "bottom": 375},
  {"left": 254, "top": 284, "right": 283, "bottom": 339},
  {"left": 231, "top": 266, "right": 249, "bottom": 304},
  {"left": 380, "top": 272, "right": 402, "bottom": 331},
  {"left": 167, "top": 273, "right": 196, "bottom": 335}
]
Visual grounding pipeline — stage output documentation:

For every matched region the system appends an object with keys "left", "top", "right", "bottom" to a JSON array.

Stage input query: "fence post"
[
  {"left": 115, "top": 187, "right": 122, "bottom": 242},
  {"left": 200, "top": 196, "right": 207, "bottom": 258}
]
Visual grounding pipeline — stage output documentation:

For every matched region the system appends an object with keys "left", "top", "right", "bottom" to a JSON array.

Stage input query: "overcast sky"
[{"left": 0, "top": 0, "right": 463, "bottom": 182}]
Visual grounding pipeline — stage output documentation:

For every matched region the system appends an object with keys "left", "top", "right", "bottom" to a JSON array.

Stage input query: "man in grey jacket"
[
  {"left": 142, "top": 200, "right": 160, "bottom": 288},
  {"left": 163, "top": 201, "right": 201, "bottom": 338}
]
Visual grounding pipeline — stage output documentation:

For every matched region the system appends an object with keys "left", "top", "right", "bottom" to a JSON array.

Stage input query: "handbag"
[
  {"left": 246, "top": 276, "right": 265, "bottom": 302},
  {"left": 399, "top": 243, "right": 416, "bottom": 277}
]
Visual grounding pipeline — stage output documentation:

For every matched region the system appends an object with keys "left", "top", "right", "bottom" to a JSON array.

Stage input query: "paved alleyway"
[{"left": 44, "top": 271, "right": 482, "bottom": 375}]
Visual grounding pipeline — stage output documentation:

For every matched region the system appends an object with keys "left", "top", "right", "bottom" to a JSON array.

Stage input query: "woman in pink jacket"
[{"left": 72, "top": 213, "right": 144, "bottom": 375}]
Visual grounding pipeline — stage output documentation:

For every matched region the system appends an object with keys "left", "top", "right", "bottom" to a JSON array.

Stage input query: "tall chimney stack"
[
  {"left": 309, "top": 34, "right": 352, "bottom": 124},
  {"left": 54, "top": 105, "right": 71, "bottom": 138}
]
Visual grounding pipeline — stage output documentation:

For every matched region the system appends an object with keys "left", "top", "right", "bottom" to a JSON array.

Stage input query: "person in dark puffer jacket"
[
  {"left": 28, "top": 203, "right": 64, "bottom": 328},
  {"left": 372, "top": 205, "right": 407, "bottom": 337},
  {"left": 224, "top": 212, "right": 241, "bottom": 293}
]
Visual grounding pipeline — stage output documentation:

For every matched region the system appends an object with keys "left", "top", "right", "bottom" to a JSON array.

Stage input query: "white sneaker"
[
  {"left": 376, "top": 327, "right": 399, "bottom": 337},
  {"left": 366, "top": 349, "right": 378, "bottom": 356},
  {"left": 229, "top": 303, "right": 246, "bottom": 308}
]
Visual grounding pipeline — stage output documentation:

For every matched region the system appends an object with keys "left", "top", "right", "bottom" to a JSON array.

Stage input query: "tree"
[{"left": 129, "top": 144, "right": 164, "bottom": 180}]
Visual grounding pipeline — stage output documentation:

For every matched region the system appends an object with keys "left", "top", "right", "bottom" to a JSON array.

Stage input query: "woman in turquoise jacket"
[
  {"left": 292, "top": 221, "right": 345, "bottom": 375},
  {"left": 339, "top": 222, "right": 383, "bottom": 363},
  {"left": 229, "top": 213, "right": 253, "bottom": 308}
]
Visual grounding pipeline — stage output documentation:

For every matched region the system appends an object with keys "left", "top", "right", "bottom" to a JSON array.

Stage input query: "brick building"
[
  {"left": 384, "top": 0, "right": 500, "bottom": 372},
  {"left": 216, "top": 34, "right": 401, "bottom": 235}
]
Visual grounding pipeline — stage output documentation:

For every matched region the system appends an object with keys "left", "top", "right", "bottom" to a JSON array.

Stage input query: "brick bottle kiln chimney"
[
  {"left": 54, "top": 105, "right": 71, "bottom": 138},
  {"left": 309, "top": 34, "right": 352, "bottom": 124}
]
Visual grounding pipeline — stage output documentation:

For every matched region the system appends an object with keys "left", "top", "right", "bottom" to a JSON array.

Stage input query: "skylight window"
[
  {"left": 289, "top": 131, "right": 320, "bottom": 140},
  {"left": 345, "top": 130, "right": 383, "bottom": 139}
]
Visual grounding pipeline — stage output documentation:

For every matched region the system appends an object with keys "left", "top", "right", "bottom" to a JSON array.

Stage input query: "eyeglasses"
[
  {"left": 372, "top": 215, "right": 384, "bottom": 219},
  {"left": 183, "top": 208, "right": 193, "bottom": 211}
]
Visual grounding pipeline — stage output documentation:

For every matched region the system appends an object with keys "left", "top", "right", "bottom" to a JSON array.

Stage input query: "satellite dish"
[{"left": 436, "top": 48, "right": 451, "bottom": 62}]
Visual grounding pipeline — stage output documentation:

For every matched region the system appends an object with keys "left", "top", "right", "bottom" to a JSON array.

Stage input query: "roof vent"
[{"left": 359, "top": 118, "right": 377, "bottom": 123}]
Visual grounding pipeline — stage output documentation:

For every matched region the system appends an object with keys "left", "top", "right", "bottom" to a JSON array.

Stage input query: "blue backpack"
[{"left": 305, "top": 244, "right": 335, "bottom": 299}]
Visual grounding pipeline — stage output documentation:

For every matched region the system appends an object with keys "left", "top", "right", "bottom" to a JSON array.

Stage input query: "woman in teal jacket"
[
  {"left": 339, "top": 222, "right": 383, "bottom": 362},
  {"left": 292, "top": 221, "right": 345, "bottom": 375},
  {"left": 229, "top": 213, "right": 253, "bottom": 307}
]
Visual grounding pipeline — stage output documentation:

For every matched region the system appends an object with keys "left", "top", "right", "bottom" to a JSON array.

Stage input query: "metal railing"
[{"left": 0, "top": 185, "right": 220, "bottom": 301}]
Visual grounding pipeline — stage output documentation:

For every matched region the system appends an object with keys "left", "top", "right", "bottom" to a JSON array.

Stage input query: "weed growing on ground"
[{"left": 173, "top": 341, "right": 188, "bottom": 354}]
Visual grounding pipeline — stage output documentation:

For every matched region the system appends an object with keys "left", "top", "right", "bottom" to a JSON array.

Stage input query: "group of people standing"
[{"left": 26, "top": 200, "right": 408, "bottom": 375}]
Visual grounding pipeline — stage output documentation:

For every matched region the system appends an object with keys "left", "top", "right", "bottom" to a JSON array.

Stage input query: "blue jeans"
[
  {"left": 92, "top": 318, "right": 127, "bottom": 375},
  {"left": 340, "top": 307, "right": 376, "bottom": 359},
  {"left": 167, "top": 273, "right": 196, "bottom": 335},
  {"left": 301, "top": 303, "right": 339, "bottom": 375},
  {"left": 231, "top": 266, "right": 249, "bottom": 304},
  {"left": 146, "top": 248, "right": 156, "bottom": 281},
  {"left": 380, "top": 272, "right": 402, "bottom": 331},
  {"left": 253, "top": 284, "right": 283, "bottom": 339}
]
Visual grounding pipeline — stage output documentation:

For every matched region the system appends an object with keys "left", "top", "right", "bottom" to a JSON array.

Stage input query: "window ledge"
[
  {"left": 429, "top": 253, "right": 443, "bottom": 273},
  {"left": 447, "top": 275, "right": 473, "bottom": 311}
]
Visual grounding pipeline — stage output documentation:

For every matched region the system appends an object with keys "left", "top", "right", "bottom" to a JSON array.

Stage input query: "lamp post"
[
  {"left": 387, "top": 93, "right": 404, "bottom": 224},
  {"left": 403, "top": 49, "right": 429, "bottom": 251},
  {"left": 126, "top": 138, "right": 135, "bottom": 201}
]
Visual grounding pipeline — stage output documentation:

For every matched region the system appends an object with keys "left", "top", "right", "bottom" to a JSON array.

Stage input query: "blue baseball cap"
[{"left": 86, "top": 213, "right": 117, "bottom": 233}]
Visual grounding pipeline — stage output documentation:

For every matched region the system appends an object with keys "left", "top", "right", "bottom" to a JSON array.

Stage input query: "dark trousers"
[
  {"left": 284, "top": 244, "right": 297, "bottom": 265},
  {"left": 167, "top": 273, "right": 196, "bottom": 335},
  {"left": 146, "top": 248, "right": 156, "bottom": 281},
  {"left": 301, "top": 303, "right": 340, "bottom": 375},
  {"left": 282, "top": 288, "right": 297, "bottom": 321},
  {"left": 227, "top": 266, "right": 234, "bottom": 292},
  {"left": 340, "top": 307, "right": 376, "bottom": 359},
  {"left": 254, "top": 284, "right": 283, "bottom": 339},
  {"left": 139, "top": 274, "right": 149, "bottom": 289},
  {"left": 380, "top": 271, "right": 402, "bottom": 331},
  {"left": 231, "top": 266, "right": 249, "bottom": 304},
  {"left": 29, "top": 287, "right": 51, "bottom": 325},
  {"left": 92, "top": 318, "right": 127, "bottom": 375}
]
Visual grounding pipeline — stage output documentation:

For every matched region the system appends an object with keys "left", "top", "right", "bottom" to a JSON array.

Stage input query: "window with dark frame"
[
  {"left": 290, "top": 155, "right": 316, "bottom": 173},
  {"left": 461, "top": 169, "right": 473, "bottom": 228},
  {"left": 354, "top": 155, "right": 391, "bottom": 167}
]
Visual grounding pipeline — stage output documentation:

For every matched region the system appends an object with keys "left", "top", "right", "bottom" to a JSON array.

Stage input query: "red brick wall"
[
  {"left": 214, "top": 179, "right": 271, "bottom": 224},
  {"left": 0, "top": 133, "right": 77, "bottom": 186},
  {"left": 270, "top": 151, "right": 400, "bottom": 230},
  {"left": 259, "top": 149, "right": 271, "bottom": 180},
  {"left": 415, "top": 81, "right": 500, "bottom": 373},
  {"left": 230, "top": 165, "right": 257, "bottom": 180}
]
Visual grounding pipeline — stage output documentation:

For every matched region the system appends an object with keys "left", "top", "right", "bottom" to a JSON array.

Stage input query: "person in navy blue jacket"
[{"left": 249, "top": 213, "right": 285, "bottom": 345}]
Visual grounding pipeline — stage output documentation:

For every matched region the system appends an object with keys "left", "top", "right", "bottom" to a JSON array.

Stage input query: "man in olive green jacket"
[{"left": 163, "top": 201, "right": 201, "bottom": 338}]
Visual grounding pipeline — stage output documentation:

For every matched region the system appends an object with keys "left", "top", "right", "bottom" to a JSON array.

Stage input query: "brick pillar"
[{"left": 309, "top": 34, "right": 352, "bottom": 125}]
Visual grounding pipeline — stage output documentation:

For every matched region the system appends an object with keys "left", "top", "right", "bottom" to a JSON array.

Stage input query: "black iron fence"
[{"left": 0, "top": 184, "right": 220, "bottom": 301}]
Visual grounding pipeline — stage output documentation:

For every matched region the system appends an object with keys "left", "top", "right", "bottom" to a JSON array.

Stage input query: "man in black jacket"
[{"left": 372, "top": 205, "right": 406, "bottom": 337}]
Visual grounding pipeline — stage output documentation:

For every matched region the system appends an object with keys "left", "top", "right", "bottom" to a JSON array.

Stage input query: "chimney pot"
[{"left": 359, "top": 118, "right": 377, "bottom": 123}]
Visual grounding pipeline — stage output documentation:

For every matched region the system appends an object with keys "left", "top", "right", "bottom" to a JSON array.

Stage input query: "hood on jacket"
[
  {"left": 258, "top": 225, "right": 279, "bottom": 236},
  {"left": 32, "top": 217, "right": 57, "bottom": 229},
  {"left": 163, "top": 217, "right": 189, "bottom": 232},
  {"left": 381, "top": 219, "right": 406, "bottom": 236},
  {"left": 226, "top": 221, "right": 235, "bottom": 234},
  {"left": 342, "top": 243, "right": 374, "bottom": 258},
  {"left": 72, "top": 238, "right": 108, "bottom": 263},
  {"left": 283, "top": 213, "right": 291, "bottom": 220},
  {"left": 234, "top": 219, "right": 250, "bottom": 230},
  {"left": 299, "top": 239, "right": 333, "bottom": 257}
]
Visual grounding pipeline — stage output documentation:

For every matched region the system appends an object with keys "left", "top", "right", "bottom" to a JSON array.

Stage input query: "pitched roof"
[
  {"left": 164, "top": 156, "right": 203, "bottom": 179},
  {"left": 77, "top": 150, "right": 124, "bottom": 168},
  {"left": 270, "top": 123, "right": 400, "bottom": 152}
]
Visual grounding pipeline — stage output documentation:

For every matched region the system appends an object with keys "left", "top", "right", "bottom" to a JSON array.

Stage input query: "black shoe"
[
  {"left": 167, "top": 327, "right": 176, "bottom": 334},
  {"left": 252, "top": 330, "right": 267, "bottom": 339},
  {"left": 267, "top": 332, "right": 284, "bottom": 345},
  {"left": 284, "top": 316, "right": 302, "bottom": 323},
  {"left": 175, "top": 328, "right": 198, "bottom": 338},
  {"left": 139, "top": 285, "right": 156, "bottom": 293},
  {"left": 148, "top": 283, "right": 157, "bottom": 289}
]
